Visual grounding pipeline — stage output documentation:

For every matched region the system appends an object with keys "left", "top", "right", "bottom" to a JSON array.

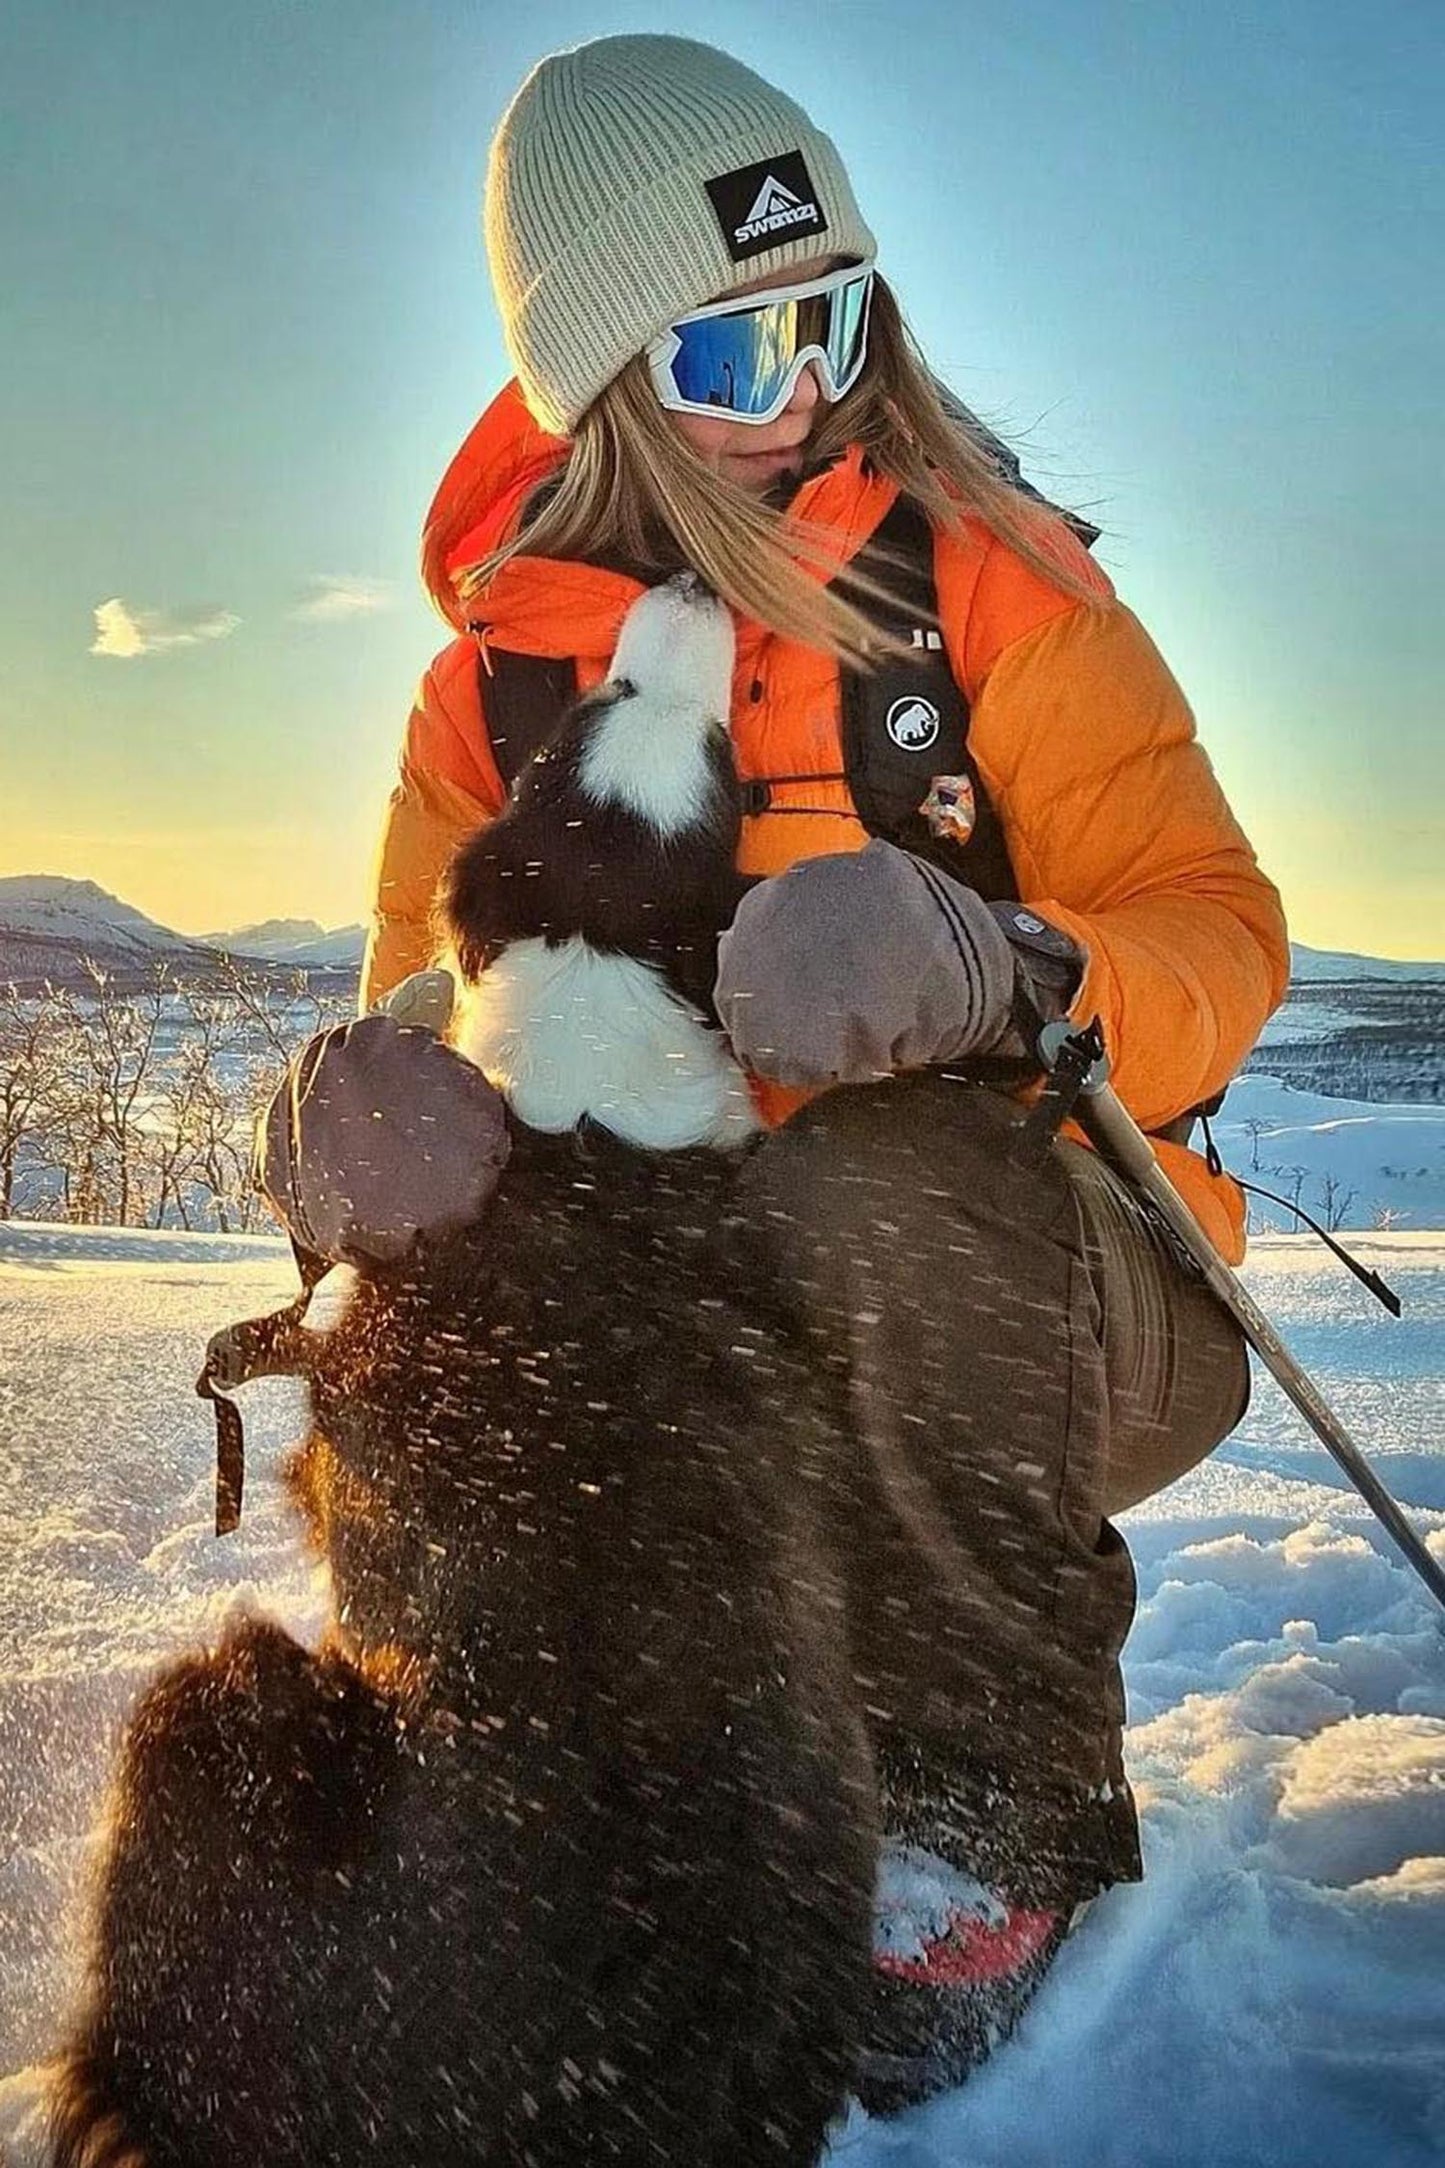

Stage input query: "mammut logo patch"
[
  {"left": 886, "top": 696, "right": 941, "bottom": 751},
  {"left": 705, "top": 152, "right": 828, "bottom": 264}
]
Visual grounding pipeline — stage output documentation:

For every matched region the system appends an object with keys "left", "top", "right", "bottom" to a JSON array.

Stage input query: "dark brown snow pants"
[{"left": 739, "top": 1070, "right": 1249, "bottom": 1908}]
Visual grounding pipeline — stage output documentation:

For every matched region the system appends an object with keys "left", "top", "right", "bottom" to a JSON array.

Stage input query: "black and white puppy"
[
  {"left": 49, "top": 578, "right": 876, "bottom": 2168},
  {"left": 444, "top": 574, "right": 761, "bottom": 1149}
]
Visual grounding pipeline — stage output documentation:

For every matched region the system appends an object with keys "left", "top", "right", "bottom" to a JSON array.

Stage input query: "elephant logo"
[{"left": 885, "top": 697, "right": 941, "bottom": 752}]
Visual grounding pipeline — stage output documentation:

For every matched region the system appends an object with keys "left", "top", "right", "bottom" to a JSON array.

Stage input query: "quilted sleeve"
[
  {"left": 359, "top": 639, "right": 505, "bottom": 1011},
  {"left": 964, "top": 592, "right": 1290, "bottom": 1131}
]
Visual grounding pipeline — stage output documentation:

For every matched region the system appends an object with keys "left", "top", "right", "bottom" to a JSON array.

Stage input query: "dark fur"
[
  {"left": 51, "top": 656, "right": 877, "bottom": 2165},
  {"left": 445, "top": 679, "right": 749, "bottom": 1017}
]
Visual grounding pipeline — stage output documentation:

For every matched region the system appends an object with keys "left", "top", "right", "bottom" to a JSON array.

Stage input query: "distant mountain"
[
  {"left": 205, "top": 915, "right": 326, "bottom": 951},
  {"left": 0, "top": 875, "right": 191, "bottom": 955},
  {"left": 215, "top": 920, "right": 365, "bottom": 967},
  {"left": 203, "top": 916, "right": 366, "bottom": 967},
  {"left": 0, "top": 877, "right": 359, "bottom": 992},
  {"left": 1289, "top": 942, "right": 1444, "bottom": 983},
  {"left": 1253, "top": 945, "right": 1443, "bottom": 1105}
]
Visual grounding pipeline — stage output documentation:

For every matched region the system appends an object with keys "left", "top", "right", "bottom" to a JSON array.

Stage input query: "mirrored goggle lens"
[{"left": 663, "top": 271, "right": 872, "bottom": 416}]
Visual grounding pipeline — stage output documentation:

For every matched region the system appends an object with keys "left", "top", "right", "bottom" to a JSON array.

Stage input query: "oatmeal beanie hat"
[{"left": 484, "top": 33, "right": 876, "bottom": 435}]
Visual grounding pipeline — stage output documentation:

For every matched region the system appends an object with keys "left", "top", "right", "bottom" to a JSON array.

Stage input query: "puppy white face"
[{"left": 578, "top": 578, "right": 736, "bottom": 835}]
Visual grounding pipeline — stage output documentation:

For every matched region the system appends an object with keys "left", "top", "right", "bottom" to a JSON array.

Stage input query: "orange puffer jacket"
[{"left": 365, "top": 382, "right": 1289, "bottom": 1261}]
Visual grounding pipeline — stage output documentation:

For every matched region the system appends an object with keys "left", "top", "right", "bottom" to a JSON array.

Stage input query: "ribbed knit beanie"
[{"left": 485, "top": 34, "right": 876, "bottom": 436}]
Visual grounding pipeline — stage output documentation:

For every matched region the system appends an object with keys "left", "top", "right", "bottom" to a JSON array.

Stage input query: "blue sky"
[{"left": 1, "top": 0, "right": 1439, "bottom": 953}]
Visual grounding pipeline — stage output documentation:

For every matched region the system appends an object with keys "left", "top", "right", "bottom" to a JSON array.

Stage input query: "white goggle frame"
[{"left": 645, "top": 260, "right": 876, "bottom": 428}]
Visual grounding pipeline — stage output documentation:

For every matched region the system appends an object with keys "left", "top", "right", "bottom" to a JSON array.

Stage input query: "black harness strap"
[
  {"left": 197, "top": 1238, "right": 331, "bottom": 1535},
  {"left": 477, "top": 647, "right": 579, "bottom": 794},
  {"left": 838, "top": 493, "right": 1017, "bottom": 900}
]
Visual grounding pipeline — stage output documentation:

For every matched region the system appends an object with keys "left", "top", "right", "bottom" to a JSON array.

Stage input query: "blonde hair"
[{"left": 458, "top": 274, "right": 1100, "bottom": 670}]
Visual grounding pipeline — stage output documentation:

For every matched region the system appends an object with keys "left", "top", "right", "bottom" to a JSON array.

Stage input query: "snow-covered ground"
[
  {"left": 1214, "top": 1074, "right": 1445, "bottom": 1232},
  {"left": 1, "top": 1221, "right": 1442, "bottom": 2168}
]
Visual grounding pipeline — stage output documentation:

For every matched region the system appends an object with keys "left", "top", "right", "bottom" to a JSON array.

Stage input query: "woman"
[{"left": 267, "top": 32, "right": 1289, "bottom": 2113}]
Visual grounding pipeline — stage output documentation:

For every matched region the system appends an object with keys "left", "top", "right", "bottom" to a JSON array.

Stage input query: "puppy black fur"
[
  {"left": 50, "top": 1155, "right": 877, "bottom": 2166},
  {"left": 445, "top": 676, "right": 750, "bottom": 1017}
]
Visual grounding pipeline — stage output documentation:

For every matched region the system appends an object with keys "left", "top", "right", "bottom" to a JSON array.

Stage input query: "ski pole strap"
[
  {"left": 1016, "top": 1016, "right": 1110, "bottom": 1157},
  {"left": 195, "top": 1238, "right": 332, "bottom": 1536},
  {"left": 1232, "top": 1179, "right": 1403, "bottom": 1316},
  {"left": 195, "top": 1369, "right": 247, "bottom": 1539}
]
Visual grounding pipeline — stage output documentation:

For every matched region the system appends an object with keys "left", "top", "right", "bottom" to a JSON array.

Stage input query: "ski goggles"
[{"left": 646, "top": 260, "right": 875, "bottom": 427}]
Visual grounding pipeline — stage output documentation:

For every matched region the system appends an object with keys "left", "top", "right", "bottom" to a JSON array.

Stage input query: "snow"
[
  {"left": 1, "top": 1223, "right": 1442, "bottom": 2168},
  {"left": 1214, "top": 1075, "right": 1445, "bottom": 1232}
]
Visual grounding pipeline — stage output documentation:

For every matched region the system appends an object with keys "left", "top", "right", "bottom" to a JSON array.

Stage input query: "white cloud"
[
  {"left": 290, "top": 575, "right": 394, "bottom": 623},
  {"left": 90, "top": 598, "right": 241, "bottom": 659}
]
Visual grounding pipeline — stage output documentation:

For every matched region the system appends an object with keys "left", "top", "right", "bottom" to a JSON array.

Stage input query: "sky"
[{"left": 1, "top": 0, "right": 1440, "bottom": 954}]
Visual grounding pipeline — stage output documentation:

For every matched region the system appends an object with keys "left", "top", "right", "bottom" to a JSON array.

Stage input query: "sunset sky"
[{"left": 2, "top": 0, "right": 1439, "bottom": 954}]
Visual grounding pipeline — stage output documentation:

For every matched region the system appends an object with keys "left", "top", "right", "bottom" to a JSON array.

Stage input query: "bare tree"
[
  {"left": 1318, "top": 1172, "right": 1357, "bottom": 1234},
  {"left": 0, "top": 980, "right": 68, "bottom": 1216},
  {"left": 51, "top": 964, "right": 171, "bottom": 1224},
  {"left": 150, "top": 1002, "right": 267, "bottom": 1233},
  {"left": 144, "top": 1030, "right": 208, "bottom": 1230},
  {"left": 189, "top": 962, "right": 351, "bottom": 1231},
  {"left": 212, "top": 956, "right": 351, "bottom": 1062},
  {"left": 6, "top": 958, "right": 354, "bottom": 1231},
  {"left": 185, "top": 1063, "right": 264, "bottom": 1232}
]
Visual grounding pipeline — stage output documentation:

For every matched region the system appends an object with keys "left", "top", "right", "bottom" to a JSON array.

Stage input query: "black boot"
[{"left": 856, "top": 1841, "right": 1074, "bottom": 2115}]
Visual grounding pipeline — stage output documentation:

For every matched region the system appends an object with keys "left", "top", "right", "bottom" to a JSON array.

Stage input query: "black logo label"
[{"left": 704, "top": 151, "right": 828, "bottom": 264}]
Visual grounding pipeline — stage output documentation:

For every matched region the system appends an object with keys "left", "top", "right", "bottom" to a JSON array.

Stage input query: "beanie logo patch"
[{"left": 705, "top": 152, "right": 828, "bottom": 263}]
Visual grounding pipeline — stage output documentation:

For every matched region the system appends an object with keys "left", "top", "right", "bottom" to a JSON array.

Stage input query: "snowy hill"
[
  {"left": 0, "top": 1224, "right": 1441, "bottom": 2167},
  {"left": 1249, "top": 948, "right": 1443, "bottom": 1105},
  {"left": 0, "top": 878, "right": 360, "bottom": 992},
  {"left": 1289, "top": 942, "right": 1444, "bottom": 983},
  {"left": 201, "top": 915, "right": 365, "bottom": 967},
  {"left": 0, "top": 875, "right": 189, "bottom": 955},
  {"left": 1215, "top": 1074, "right": 1445, "bottom": 1232},
  {"left": 0, "top": 876, "right": 219, "bottom": 992}
]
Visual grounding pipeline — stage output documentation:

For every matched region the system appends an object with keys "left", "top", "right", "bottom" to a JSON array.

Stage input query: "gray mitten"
[
  {"left": 254, "top": 980, "right": 509, "bottom": 1269},
  {"left": 714, "top": 839, "right": 1082, "bottom": 1088}
]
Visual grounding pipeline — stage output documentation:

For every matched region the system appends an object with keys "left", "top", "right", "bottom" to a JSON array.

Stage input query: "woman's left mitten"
[{"left": 714, "top": 839, "right": 1081, "bottom": 1087}]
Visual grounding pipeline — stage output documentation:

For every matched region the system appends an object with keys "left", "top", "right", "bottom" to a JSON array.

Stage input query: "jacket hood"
[
  {"left": 419, "top": 378, "right": 896, "bottom": 675},
  {"left": 421, "top": 380, "right": 569, "bottom": 632}
]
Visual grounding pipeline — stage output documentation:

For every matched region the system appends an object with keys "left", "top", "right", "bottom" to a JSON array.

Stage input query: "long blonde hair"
[{"left": 457, "top": 274, "right": 1100, "bottom": 670}]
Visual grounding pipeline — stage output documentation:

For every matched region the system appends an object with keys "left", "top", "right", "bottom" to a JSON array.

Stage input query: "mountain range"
[
  {"left": 0, "top": 872, "right": 1439, "bottom": 996},
  {"left": 197, "top": 915, "right": 366, "bottom": 967},
  {"left": 0, "top": 875, "right": 364, "bottom": 987}
]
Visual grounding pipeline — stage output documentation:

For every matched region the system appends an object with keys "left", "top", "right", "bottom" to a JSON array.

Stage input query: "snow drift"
[{"left": 0, "top": 1225, "right": 1441, "bottom": 2168}]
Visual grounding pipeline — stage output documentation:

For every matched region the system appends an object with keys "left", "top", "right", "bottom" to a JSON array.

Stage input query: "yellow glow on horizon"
[
  {"left": 1273, "top": 881, "right": 1445, "bottom": 965},
  {"left": 0, "top": 825, "right": 376, "bottom": 939},
  {"left": 3, "top": 821, "right": 1441, "bottom": 961}
]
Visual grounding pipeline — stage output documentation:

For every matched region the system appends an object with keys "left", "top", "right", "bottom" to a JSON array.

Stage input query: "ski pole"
[{"left": 1037, "top": 1021, "right": 1445, "bottom": 1616}]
